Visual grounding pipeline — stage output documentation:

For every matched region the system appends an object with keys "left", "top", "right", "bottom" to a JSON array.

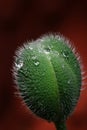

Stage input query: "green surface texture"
[{"left": 14, "top": 34, "right": 82, "bottom": 130}]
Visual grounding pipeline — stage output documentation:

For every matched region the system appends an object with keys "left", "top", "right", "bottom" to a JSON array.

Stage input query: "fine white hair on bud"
[{"left": 13, "top": 33, "right": 82, "bottom": 130}]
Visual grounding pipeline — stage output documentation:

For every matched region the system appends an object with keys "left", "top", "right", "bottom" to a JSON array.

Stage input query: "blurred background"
[{"left": 0, "top": 0, "right": 87, "bottom": 130}]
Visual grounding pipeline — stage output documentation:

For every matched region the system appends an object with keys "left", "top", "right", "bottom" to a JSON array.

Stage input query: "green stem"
[{"left": 54, "top": 121, "right": 67, "bottom": 130}]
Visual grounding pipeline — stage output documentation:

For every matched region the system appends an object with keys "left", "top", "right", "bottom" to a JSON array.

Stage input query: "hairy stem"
[{"left": 54, "top": 121, "right": 67, "bottom": 130}]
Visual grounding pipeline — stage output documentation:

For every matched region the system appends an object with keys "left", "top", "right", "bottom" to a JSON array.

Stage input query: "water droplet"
[
  {"left": 44, "top": 48, "right": 50, "bottom": 54},
  {"left": 40, "top": 39, "right": 44, "bottom": 42},
  {"left": 63, "top": 52, "right": 66, "bottom": 57},
  {"left": 34, "top": 87, "right": 37, "bottom": 90},
  {"left": 32, "top": 56, "right": 37, "bottom": 60},
  {"left": 62, "top": 50, "right": 69, "bottom": 59},
  {"left": 29, "top": 46, "right": 33, "bottom": 50},
  {"left": 15, "top": 60, "right": 23, "bottom": 70},
  {"left": 34, "top": 61, "right": 39, "bottom": 66},
  {"left": 54, "top": 51, "right": 59, "bottom": 56},
  {"left": 38, "top": 49, "right": 42, "bottom": 53},
  {"left": 68, "top": 80, "right": 71, "bottom": 84},
  {"left": 44, "top": 46, "right": 51, "bottom": 54},
  {"left": 62, "top": 64, "right": 65, "bottom": 68},
  {"left": 42, "top": 73, "right": 45, "bottom": 76},
  {"left": 57, "top": 52, "right": 59, "bottom": 56},
  {"left": 56, "top": 35, "right": 61, "bottom": 41},
  {"left": 44, "top": 50, "right": 50, "bottom": 54},
  {"left": 74, "top": 63, "right": 77, "bottom": 67}
]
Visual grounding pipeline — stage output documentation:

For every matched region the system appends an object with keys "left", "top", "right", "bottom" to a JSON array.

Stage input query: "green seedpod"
[{"left": 13, "top": 34, "right": 82, "bottom": 130}]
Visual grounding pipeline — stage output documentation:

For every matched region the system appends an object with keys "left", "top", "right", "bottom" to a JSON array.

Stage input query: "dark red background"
[{"left": 0, "top": 0, "right": 87, "bottom": 130}]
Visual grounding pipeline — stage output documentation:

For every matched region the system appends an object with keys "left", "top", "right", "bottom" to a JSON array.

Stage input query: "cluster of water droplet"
[
  {"left": 31, "top": 56, "right": 40, "bottom": 66},
  {"left": 15, "top": 60, "right": 23, "bottom": 70}
]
